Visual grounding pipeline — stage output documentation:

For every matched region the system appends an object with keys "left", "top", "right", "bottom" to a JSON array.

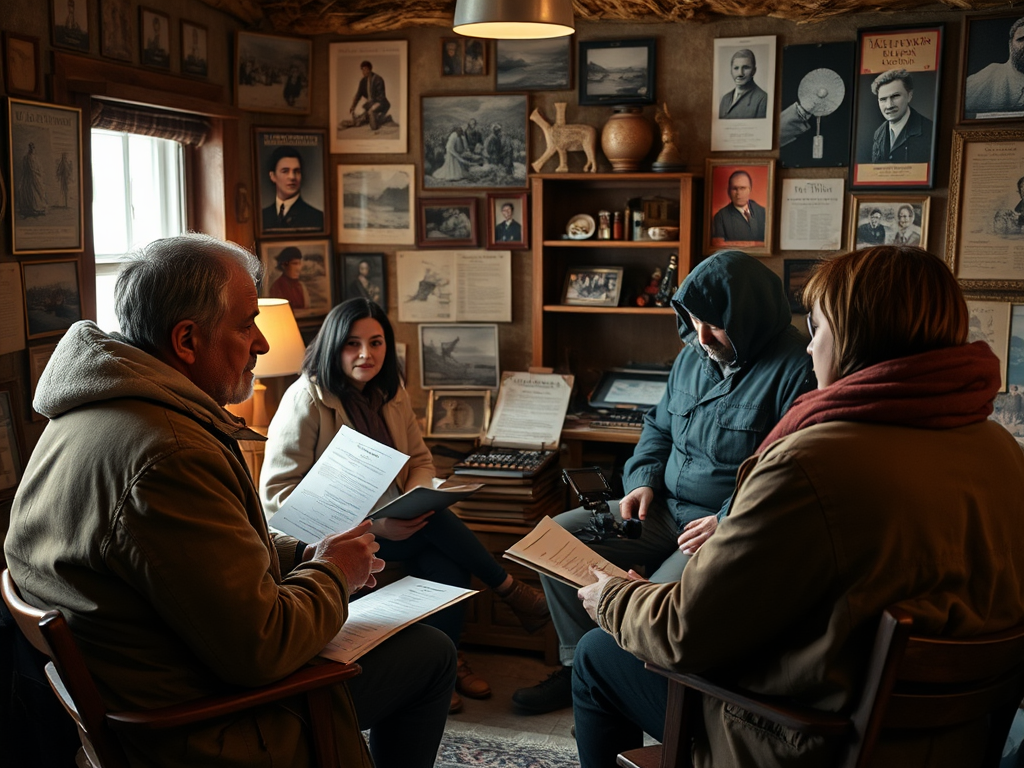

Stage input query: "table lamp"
[{"left": 249, "top": 298, "right": 305, "bottom": 429}]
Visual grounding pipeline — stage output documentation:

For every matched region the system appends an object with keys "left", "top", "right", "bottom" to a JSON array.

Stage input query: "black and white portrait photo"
[
  {"left": 418, "top": 198, "right": 477, "bottom": 247},
  {"left": 52, "top": 0, "right": 90, "bottom": 52},
  {"left": 99, "top": 0, "right": 131, "bottom": 62},
  {"left": 139, "top": 8, "right": 170, "bottom": 70},
  {"left": 181, "top": 21, "right": 208, "bottom": 78},
  {"left": 711, "top": 35, "right": 776, "bottom": 152},
  {"left": 236, "top": 31, "right": 312, "bottom": 115},
  {"left": 962, "top": 13, "right": 1024, "bottom": 121},
  {"left": 254, "top": 128, "right": 328, "bottom": 238},
  {"left": 337, "top": 164, "right": 415, "bottom": 245},
  {"left": 848, "top": 197, "right": 929, "bottom": 250}
]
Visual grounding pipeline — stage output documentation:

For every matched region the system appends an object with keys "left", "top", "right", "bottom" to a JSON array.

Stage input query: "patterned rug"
[{"left": 435, "top": 723, "right": 581, "bottom": 768}]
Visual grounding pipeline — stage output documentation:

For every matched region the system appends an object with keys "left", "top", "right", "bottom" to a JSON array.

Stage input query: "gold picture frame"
[
  {"left": 425, "top": 389, "right": 492, "bottom": 439},
  {"left": 704, "top": 158, "right": 775, "bottom": 256},
  {"left": 848, "top": 194, "right": 930, "bottom": 251}
]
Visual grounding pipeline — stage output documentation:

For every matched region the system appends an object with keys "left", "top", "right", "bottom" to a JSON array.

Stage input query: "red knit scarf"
[{"left": 757, "top": 341, "right": 1002, "bottom": 454}]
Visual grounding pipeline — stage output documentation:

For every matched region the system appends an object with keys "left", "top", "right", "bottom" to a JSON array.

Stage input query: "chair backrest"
[
  {"left": 847, "top": 606, "right": 1024, "bottom": 768},
  {"left": 1, "top": 569, "right": 130, "bottom": 768}
]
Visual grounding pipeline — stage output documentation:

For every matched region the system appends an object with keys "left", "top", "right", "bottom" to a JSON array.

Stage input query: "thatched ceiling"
[{"left": 199, "top": 0, "right": 1016, "bottom": 34}]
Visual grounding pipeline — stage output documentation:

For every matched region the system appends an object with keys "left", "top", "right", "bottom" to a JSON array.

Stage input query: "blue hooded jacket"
[{"left": 622, "top": 250, "right": 815, "bottom": 526}]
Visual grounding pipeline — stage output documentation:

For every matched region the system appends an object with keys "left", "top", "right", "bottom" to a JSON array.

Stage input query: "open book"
[
  {"left": 369, "top": 483, "right": 483, "bottom": 520},
  {"left": 319, "top": 576, "right": 476, "bottom": 664},
  {"left": 503, "top": 516, "right": 629, "bottom": 589}
]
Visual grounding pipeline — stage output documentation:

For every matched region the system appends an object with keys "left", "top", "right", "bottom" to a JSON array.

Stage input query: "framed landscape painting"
[
  {"left": 337, "top": 164, "right": 415, "bottom": 245},
  {"left": 496, "top": 38, "right": 571, "bottom": 91}
]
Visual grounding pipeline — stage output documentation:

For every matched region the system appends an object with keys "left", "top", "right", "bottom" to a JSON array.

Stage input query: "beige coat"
[
  {"left": 261, "top": 375, "right": 435, "bottom": 516},
  {"left": 599, "top": 419, "right": 1024, "bottom": 767}
]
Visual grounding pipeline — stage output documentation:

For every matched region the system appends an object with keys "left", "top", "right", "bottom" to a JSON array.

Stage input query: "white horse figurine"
[{"left": 530, "top": 103, "right": 597, "bottom": 173}]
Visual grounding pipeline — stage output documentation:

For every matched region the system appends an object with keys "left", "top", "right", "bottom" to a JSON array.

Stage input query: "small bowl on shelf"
[
  {"left": 647, "top": 226, "right": 679, "bottom": 241},
  {"left": 566, "top": 214, "right": 596, "bottom": 240}
]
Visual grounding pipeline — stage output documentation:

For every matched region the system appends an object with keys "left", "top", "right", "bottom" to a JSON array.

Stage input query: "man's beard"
[
  {"left": 702, "top": 341, "right": 737, "bottom": 366},
  {"left": 1012, "top": 44, "right": 1024, "bottom": 73}
]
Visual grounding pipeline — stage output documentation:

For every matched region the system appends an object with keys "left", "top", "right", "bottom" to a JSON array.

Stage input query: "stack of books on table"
[{"left": 444, "top": 465, "right": 564, "bottom": 523}]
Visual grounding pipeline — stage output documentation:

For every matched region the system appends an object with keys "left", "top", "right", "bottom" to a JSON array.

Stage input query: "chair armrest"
[
  {"left": 107, "top": 662, "right": 361, "bottom": 730},
  {"left": 644, "top": 664, "right": 850, "bottom": 737}
]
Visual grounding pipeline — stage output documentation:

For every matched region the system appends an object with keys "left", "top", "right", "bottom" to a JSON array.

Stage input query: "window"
[{"left": 91, "top": 129, "right": 186, "bottom": 332}]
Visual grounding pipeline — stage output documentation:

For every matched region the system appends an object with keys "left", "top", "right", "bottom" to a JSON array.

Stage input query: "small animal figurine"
[{"left": 530, "top": 103, "right": 597, "bottom": 173}]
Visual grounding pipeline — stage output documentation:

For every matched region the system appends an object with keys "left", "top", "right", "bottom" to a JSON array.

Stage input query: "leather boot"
[
  {"left": 498, "top": 578, "right": 550, "bottom": 633},
  {"left": 449, "top": 689, "right": 463, "bottom": 714},
  {"left": 456, "top": 652, "right": 492, "bottom": 698}
]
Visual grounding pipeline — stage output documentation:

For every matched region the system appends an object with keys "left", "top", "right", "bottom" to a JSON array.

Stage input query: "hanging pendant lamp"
[{"left": 453, "top": 0, "right": 575, "bottom": 39}]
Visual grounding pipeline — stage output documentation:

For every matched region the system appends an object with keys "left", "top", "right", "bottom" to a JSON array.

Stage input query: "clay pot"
[{"left": 600, "top": 107, "right": 654, "bottom": 172}]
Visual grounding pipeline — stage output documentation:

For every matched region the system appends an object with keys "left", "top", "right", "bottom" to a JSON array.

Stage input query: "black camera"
[{"left": 562, "top": 467, "right": 642, "bottom": 545}]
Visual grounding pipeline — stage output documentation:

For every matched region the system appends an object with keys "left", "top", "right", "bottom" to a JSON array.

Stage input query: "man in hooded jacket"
[{"left": 512, "top": 249, "right": 815, "bottom": 714}]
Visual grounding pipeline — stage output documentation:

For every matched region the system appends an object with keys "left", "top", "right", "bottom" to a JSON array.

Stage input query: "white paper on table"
[
  {"left": 268, "top": 425, "right": 408, "bottom": 540},
  {"left": 503, "top": 515, "right": 630, "bottom": 589},
  {"left": 320, "top": 576, "right": 477, "bottom": 663}
]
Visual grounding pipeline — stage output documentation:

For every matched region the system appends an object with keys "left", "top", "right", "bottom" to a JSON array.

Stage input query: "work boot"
[
  {"left": 449, "top": 689, "right": 463, "bottom": 714},
  {"left": 456, "top": 652, "right": 492, "bottom": 699},
  {"left": 498, "top": 578, "right": 550, "bottom": 633},
  {"left": 512, "top": 666, "right": 573, "bottom": 714},
  {"left": 368, "top": 110, "right": 378, "bottom": 131}
]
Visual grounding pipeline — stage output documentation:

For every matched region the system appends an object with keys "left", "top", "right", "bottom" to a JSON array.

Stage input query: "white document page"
[
  {"left": 320, "top": 576, "right": 477, "bottom": 663},
  {"left": 485, "top": 372, "right": 572, "bottom": 449},
  {"left": 268, "top": 425, "right": 408, "bottom": 541},
  {"left": 504, "top": 516, "right": 630, "bottom": 589}
]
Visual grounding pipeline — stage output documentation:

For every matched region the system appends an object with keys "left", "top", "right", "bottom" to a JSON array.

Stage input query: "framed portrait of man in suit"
[
  {"left": 703, "top": 158, "right": 775, "bottom": 256},
  {"left": 253, "top": 127, "right": 329, "bottom": 239},
  {"left": 486, "top": 191, "right": 528, "bottom": 250}
]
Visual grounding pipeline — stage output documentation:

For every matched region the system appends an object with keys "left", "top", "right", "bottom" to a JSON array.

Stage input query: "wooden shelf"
[
  {"left": 543, "top": 239, "right": 681, "bottom": 248},
  {"left": 543, "top": 305, "right": 676, "bottom": 315}
]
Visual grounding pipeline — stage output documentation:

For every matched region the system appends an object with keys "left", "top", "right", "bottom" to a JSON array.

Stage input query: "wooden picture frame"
[
  {"left": 336, "top": 252, "right": 388, "bottom": 312},
  {"left": 704, "top": 158, "right": 775, "bottom": 256},
  {"left": 441, "top": 37, "right": 465, "bottom": 76},
  {"left": 850, "top": 24, "right": 943, "bottom": 190},
  {"left": 21, "top": 258, "right": 83, "bottom": 340},
  {"left": 959, "top": 12, "right": 1024, "bottom": 123},
  {"left": 99, "top": 0, "right": 132, "bottom": 62},
  {"left": 562, "top": 266, "right": 624, "bottom": 307},
  {"left": 426, "top": 389, "right": 492, "bottom": 439},
  {"left": 3, "top": 33, "right": 44, "bottom": 98},
  {"left": 180, "top": 20, "right": 208, "bottom": 78},
  {"left": 421, "top": 93, "right": 529, "bottom": 190},
  {"left": 139, "top": 7, "right": 170, "bottom": 70},
  {"left": 258, "top": 239, "right": 333, "bottom": 320},
  {"left": 419, "top": 323, "right": 501, "bottom": 390},
  {"left": 236, "top": 31, "right": 312, "bottom": 115},
  {"left": 253, "top": 127, "right": 329, "bottom": 239},
  {"left": 783, "top": 259, "right": 821, "bottom": 314},
  {"left": 578, "top": 38, "right": 655, "bottom": 106},
  {"left": 497, "top": 38, "right": 571, "bottom": 91},
  {"left": 418, "top": 197, "right": 478, "bottom": 248},
  {"left": 7, "top": 98, "right": 85, "bottom": 254},
  {"left": 487, "top": 192, "right": 528, "bottom": 250},
  {"left": 945, "top": 129, "right": 1024, "bottom": 291},
  {"left": 0, "top": 381, "right": 26, "bottom": 502},
  {"left": 329, "top": 40, "right": 408, "bottom": 154},
  {"left": 848, "top": 194, "right": 930, "bottom": 250},
  {"left": 337, "top": 164, "right": 415, "bottom": 245},
  {"left": 711, "top": 35, "right": 777, "bottom": 152},
  {"left": 51, "top": 0, "right": 90, "bottom": 53}
]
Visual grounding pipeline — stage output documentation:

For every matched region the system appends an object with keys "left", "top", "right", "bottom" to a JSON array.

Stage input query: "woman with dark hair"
[
  {"left": 262, "top": 298, "right": 548, "bottom": 714},
  {"left": 571, "top": 246, "right": 1024, "bottom": 767}
]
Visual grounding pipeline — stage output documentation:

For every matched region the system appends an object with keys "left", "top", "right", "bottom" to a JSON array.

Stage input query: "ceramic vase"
[{"left": 600, "top": 107, "right": 653, "bottom": 172}]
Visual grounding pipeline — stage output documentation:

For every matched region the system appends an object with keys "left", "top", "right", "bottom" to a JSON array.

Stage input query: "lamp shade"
[
  {"left": 453, "top": 0, "right": 574, "bottom": 39},
  {"left": 253, "top": 299, "right": 306, "bottom": 378}
]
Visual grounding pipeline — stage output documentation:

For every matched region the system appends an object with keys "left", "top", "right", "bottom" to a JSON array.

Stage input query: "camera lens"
[{"left": 622, "top": 518, "right": 642, "bottom": 539}]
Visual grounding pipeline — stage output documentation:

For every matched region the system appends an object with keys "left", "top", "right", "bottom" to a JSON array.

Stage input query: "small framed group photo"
[
  {"left": 704, "top": 158, "right": 775, "bottom": 256},
  {"left": 253, "top": 127, "right": 328, "bottom": 239},
  {"left": 441, "top": 37, "right": 487, "bottom": 76},
  {"left": 848, "top": 195, "right": 930, "bottom": 250},
  {"left": 21, "top": 258, "right": 83, "bottom": 340},
  {"left": 181, "top": 20, "right": 208, "bottom": 78},
  {"left": 578, "top": 38, "right": 655, "bottom": 106},
  {"left": 0, "top": 381, "right": 26, "bottom": 502},
  {"left": 562, "top": 266, "right": 624, "bottom": 307},
  {"left": 236, "top": 31, "right": 312, "bottom": 115},
  {"left": 4, "top": 33, "right": 44, "bottom": 98},
  {"left": 418, "top": 197, "right": 478, "bottom": 248},
  {"left": 419, "top": 324, "right": 501, "bottom": 390},
  {"left": 258, "top": 239, "right": 333, "bottom": 319},
  {"left": 139, "top": 7, "right": 170, "bottom": 70},
  {"left": 496, "top": 38, "right": 571, "bottom": 91},
  {"left": 487, "top": 192, "right": 528, "bottom": 249},
  {"left": 960, "top": 12, "right": 1024, "bottom": 123},
  {"left": 425, "top": 389, "right": 492, "bottom": 439},
  {"left": 51, "top": 0, "right": 90, "bottom": 52},
  {"left": 336, "top": 252, "right": 388, "bottom": 312}
]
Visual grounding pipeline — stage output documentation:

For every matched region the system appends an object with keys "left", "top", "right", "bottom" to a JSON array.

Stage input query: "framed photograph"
[
  {"left": 419, "top": 323, "right": 501, "bottom": 390},
  {"left": 562, "top": 266, "right": 624, "bottom": 307},
  {"left": 139, "top": 7, "right": 170, "bottom": 70},
  {"left": 258, "top": 239, "right": 332, "bottom": 319},
  {"left": 487, "top": 192, "right": 528, "bottom": 250},
  {"left": 783, "top": 259, "right": 821, "bottom": 314},
  {"left": 779, "top": 41, "right": 855, "bottom": 168},
  {"left": 441, "top": 37, "right": 465, "bottom": 76},
  {"left": 779, "top": 178, "right": 844, "bottom": 251},
  {"left": 496, "top": 38, "right": 571, "bottom": 91},
  {"left": 21, "top": 258, "right": 82, "bottom": 340},
  {"left": 578, "top": 38, "right": 655, "bottom": 106},
  {"left": 711, "top": 35, "right": 776, "bottom": 152},
  {"left": 253, "top": 127, "right": 328, "bottom": 239},
  {"left": 422, "top": 93, "right": 529, "bottom": 190},
  {"left": 0, "top": 381, "right": 26, "bottom": 502},
  {"left": 181, "top": 20, "right": 208, "bottom": 78},
  {"left": 960, "top": 12, "right": 1024, "bottom": 122},
  {"left": 989, "top": 303, "right": 1024, "bottom": 446},
  {"left": 7, "top": 98, "right": 84, "bottom": 254},
  {"left": 329, "top": 40, "right": 408, "bottom": 154},
  {"left": 51, "top": 0, "right": 90, "bottom": 53},
  {"left": 236, "top": 31, "right": 311, "bottom": 115},
  {"left": 966, "top": 299, "right": 1011, "bottom": 391},
  {"left": 27, "top": 342, "right": 58, "bottom": 421},
  {"left": 945, "top": 129, "right": 1024, "bottom": 291},
  {"left": 704, "top": 158, "right": 775, "bottom": 256},
  {"left": 337, "top": 164, "right": 415, "bottom": 245},
  {"left": 426, "top": 389, "right": 492, "bottom": 439},
  {"left": 336, "top": 253, "right": 387, "bottom": 312},
  {"left": 848, "top": 195, "right": 930, "bottom": 250},
  {"left": 3, "top": 33, "right": 43, "bottom": 99},
  {"left": 418, "top": 197, "right": 478, "bottom": 248},
  {"left": 851, "top": 24, "right": 943, "bottom": 190},
  {"left": 100, "top": 0, "right": 132, "bottom": 62}
]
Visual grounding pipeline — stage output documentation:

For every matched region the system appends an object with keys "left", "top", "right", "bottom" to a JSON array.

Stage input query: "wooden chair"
[
  {"left": 618, "top": 607, "right": 1024, "bottom": 768},
  {"left": 1, "top": 569, "right": 360, "bottom": 768}
]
